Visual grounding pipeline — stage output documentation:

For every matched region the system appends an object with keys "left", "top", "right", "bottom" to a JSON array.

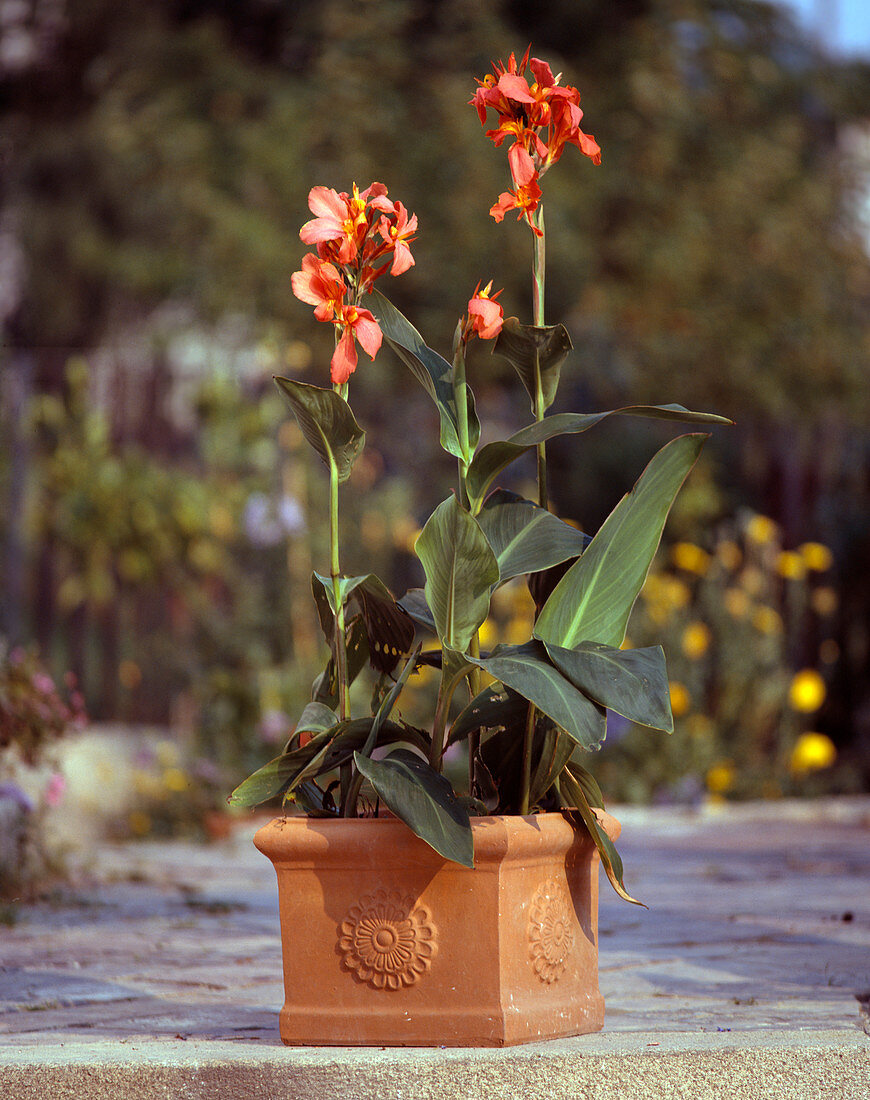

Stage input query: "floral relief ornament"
[
  {"left": 339, "top": 889, "right": 437, "bottom": 990},
  {"left": 528, "top": 878, "right": 575, "bottom": 983}
]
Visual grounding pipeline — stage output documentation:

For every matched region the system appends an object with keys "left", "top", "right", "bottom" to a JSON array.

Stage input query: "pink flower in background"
[{"left": 44, "top": 772, "right": 66, "bottom": 807}]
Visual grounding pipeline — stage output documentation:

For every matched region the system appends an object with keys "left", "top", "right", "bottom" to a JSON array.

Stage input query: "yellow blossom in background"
[
  {"left": 118, "top": 659, "right": 142, "bottom": 690},
  {"left": 671, "top": 541, "right": 711, "bottom": 575},
  {"left": 746, "top": 514, "right": 778, "bottom": 544},
  {"left": 716, "top": 540, "right": 743, "bottom": 571},
  {"left": 128, "top": 810, "right": 152, "bottom": 836},
  {"left": 788, "top": 669, "right": 826, "bottom": 713},
  {"left": 811, "top": 587, "right": 838, "bottom": 617},
  {"left": 687, "top": 714, "right": 714, "bottom": 738},
  {"left": 156, "top": 740, "right": 180, "bottom": 767},
  {"left": 789, "top": 732, "right": 836, "bottom": 774},
  {"left": 163, "top": 768, "right": 190, "bottom": 793},
  {"left": 800, "top": 542, "right": 833, "bottom": 572},
  {"left": 724, "top": 587, "right": 750, "bottom": 619},
  {"left": 775, "top": 551, "right": 806, "bottom": 581},
  {"left": 706, "top": 761, "right": 735, "bottom": 794},
  {"left": 505, "top": 616, "right": 533, "bottom": 645},
  {"left": 739, "top": 566, "right": 765, "bottom": 596},
  {"left": 752, "top": 605, "right": 782, "bottom": 635},
  {"left": 681, "top": 621, "right": 712, "bottom": 659},
  {"left": 209, "top": 503, "right": 235, "bottom": 540},
  {"left": 669, "top": 681, "right": 690, "bottom": 718},
  {"left": 478, "top": 618, "right": 498, "bottom": 651}
]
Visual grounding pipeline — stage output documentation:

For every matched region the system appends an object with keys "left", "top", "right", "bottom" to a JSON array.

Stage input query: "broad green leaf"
[
  {"left": 397, "top": 588, "right": 436, "bottom": 633},
  {"left": 493, "top": 317, "right": 573, "bottom": 413},
  {"left": 353, "top": 748, "right": 474, "bottom": 867},
  {"left": 311, "top": 616, "right": 369, "bottom": 707},
  {"left": 545, "top": 641, "right": 673, "bottom": 732},
  {"left": 529, "top": 724, "right": 576, "bottom": 806},
  {"left": 228, "top": 731, "right": 332, "bottom": 807},
  {"left": 356, "top": 645, "right": 421, "bottom": 763},
  {"left": 466, "top": 406, "right": 729, "bottom": 510},
  {"left": 294, "top": 702, "right": 339, "bottom": 736},
  {"left": 229, "top": 717, "right": 430, "bottom": 808},
  {"left": 534, "top": 434, "right": 707, "bottom": 649},
  {"left": 558, "top": 766, "right": 645, "bottom": 907},
  {"left": 364, "top": 289, "right": 480, "bottom": 461},
  {"left": 312, "top": 572, "right": 415, "bottom": 674},
  {"left": 448, "top": 684, "right": 529, "bottom": 746},
  {"left": 415, "top": 495, "right": 499, "bottom": 654},
  {"left": 478, "top": 490, "right": 590, "bottom": 584},
  {"left": 471, "top": 641, "right": 606, "bottom": 751},
  {"left": 274, "top": 376, "right": 365, "bottom": 483}
]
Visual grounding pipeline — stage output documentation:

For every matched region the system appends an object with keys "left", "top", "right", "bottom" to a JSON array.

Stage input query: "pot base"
[{"left": 254, "top": 811, "right": 618, "bottom": 1047}]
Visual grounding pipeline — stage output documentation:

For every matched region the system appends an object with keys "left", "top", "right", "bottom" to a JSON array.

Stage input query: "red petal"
[
  {"left": 352, "top": 312, "right": 383, "bottom": 359},
  {"left": 331, "top": 329, "right": 358, "bottom": 385},
  {"left": 307, "top": 186, "right": 347, "bottom": 220}
]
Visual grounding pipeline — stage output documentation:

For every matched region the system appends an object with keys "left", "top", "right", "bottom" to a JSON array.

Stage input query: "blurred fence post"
[{"left": 1, "top": 349, "right": 34, "bottom": 643}]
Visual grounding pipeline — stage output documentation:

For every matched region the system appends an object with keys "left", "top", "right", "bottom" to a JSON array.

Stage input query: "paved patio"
[{"left": 1, "top": 798, "right": 868, "bottom": 1098}]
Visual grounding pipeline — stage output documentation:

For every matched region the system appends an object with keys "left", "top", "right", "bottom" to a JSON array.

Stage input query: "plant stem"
[
  {"left": 452, "top": 339, "right": 482, "bottom": 791},
  {"left": 328, "top": 374, "right": 352, "bottom": 812},
  {"left": 520, "top": 203, "right": 548, "bottom": 816},
  {"left": 532, "top": 204, "right": 548, "bottom": 510},
  {"left": 519, "top": 702, "right": 536, "bottom": 816}
]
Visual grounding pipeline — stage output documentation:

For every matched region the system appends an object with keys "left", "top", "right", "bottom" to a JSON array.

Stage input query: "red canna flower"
[
  {"left": 471, "top": 48, "right": 601, "bottom": 230},
  {"left": 489, "top": 148, "right": 543, "bottom": 235},
  {"left": 292, "top": 182, "right": 418, "bottom": 383},
  {"left": 378, "top": 201, "right": 418, "bottom": 276},
  {"left": 465, "top": 281, "right": 504, "bottom": 341},
  {"left": 291, "top": 253, "right": 346, "bottom": 322},
  {"left": 331, "top": 303, "right": 383, "bottom": 385}
]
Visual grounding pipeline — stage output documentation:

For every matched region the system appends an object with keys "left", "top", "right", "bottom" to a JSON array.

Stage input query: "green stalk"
[
  {"left": 327, "top": 366, "right": 352, "bottom": 813},
  {"left": 453, "top": 339, "right": 483, "bottom": 791},
  {"left": 531, "top": 203, "right": 548, "bottom": 510},
  {"left": 520, "top": 203, "right": 548, "bottom": 815}
]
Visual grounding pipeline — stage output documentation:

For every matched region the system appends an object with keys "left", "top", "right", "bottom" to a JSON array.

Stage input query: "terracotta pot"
[{"left": 254, "top": 810, "right": 620, "bottom": 1047}]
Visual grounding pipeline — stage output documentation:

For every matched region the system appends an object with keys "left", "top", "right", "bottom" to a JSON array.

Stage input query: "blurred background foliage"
[{"left": 2, "top": 0, "right": 869, "bottom": 827}]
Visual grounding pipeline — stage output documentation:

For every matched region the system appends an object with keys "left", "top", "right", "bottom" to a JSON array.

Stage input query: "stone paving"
[{"left": 0, "top": 798, "right": 868, "bottom": 1098}]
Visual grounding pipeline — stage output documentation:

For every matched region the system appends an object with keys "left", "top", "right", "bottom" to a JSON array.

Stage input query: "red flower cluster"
[
  {"left": 464, "top": 281, "right": 504, "bottom": 343},
  {"left": 470, "top": 48, "right": 601, "bottom": 234},
  {"left": 291, "top": 183, "right": 418, "bottom": 384}
]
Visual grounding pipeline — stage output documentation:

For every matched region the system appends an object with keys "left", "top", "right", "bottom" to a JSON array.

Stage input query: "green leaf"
[
  {"left": 493, "top": 317, "right": 573, "bottom": 413},
  {"left": 294, "top": 702, "right": 339, "bottom": 737},
  {"left": 353, "top": 748, "right": 474, "bottom": 867},
  {"left": 448, "top": 684, "right": 529, "bottom": 746},
  {"left": 478, "top": 490, "right": 590, "bottom": 584},
  {"left": 528, "top": 725, "right": 576, "bottom": 807},
  {"left": 557, "top": 766, "right": 645, "bottom": 907},
  {"left": 466, "top": 407, "right": 728, "bottom": 511},
  {"left": 312, "top": 572, "right": 415, "bottom": 674},
  {"left": 311, "top": 616, "right": 369, "bottom": 707},
  {"left": 471, "top": 641, "right": 606, "bottom": 751},
  {"left": 415, "top": 495, "right": 499, "bottom": 654},
  {"left": 229, "top": 716, "right": 431, "bottom": 809},
  {"left": 364, "top": 289, "right": 479, "bottom": 461},
  {"left": 534, "top": 434, "right": 707, "bottom": 649},
  {"left": 274, "top": 376, "right": 365, "bottom": 483},
  {"left": 545, "top": 641, "right": 673, "bottom": 732},
  {"left": 397, "top": 588, "right": 436, "bottom": 633}
]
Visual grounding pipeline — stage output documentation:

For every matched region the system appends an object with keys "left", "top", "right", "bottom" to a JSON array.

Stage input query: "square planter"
[{"left": 254, "top": 810, "right": 619, "bottom": 1047}]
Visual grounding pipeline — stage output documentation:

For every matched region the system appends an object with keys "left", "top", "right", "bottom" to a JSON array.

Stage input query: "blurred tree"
[{"left": 2, "top": 0, "right": 869, "bottom": 759}]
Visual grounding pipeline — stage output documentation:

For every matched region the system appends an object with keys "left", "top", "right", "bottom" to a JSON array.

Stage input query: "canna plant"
[{"left": 230, "top": 48, "right": 730, "bottom": 903}]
